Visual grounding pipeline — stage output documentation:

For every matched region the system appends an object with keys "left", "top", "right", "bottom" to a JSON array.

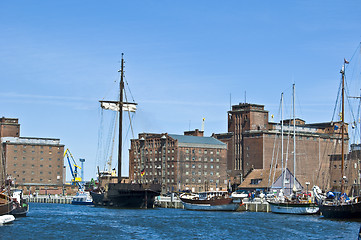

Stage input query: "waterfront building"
[
  {"left": 329, "top": 144, "right": 361, "bottom": 195},
  {"left": 223, "top": 103, "right": 348, "bottom": 190},
  {"left": 0, "top": 117, "right": 65, "bottom": 195},
  {"left": 129, "top": 130, "right": 228, "bottom": 193}
]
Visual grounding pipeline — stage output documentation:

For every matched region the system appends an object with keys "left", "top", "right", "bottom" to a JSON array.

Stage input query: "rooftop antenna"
[
  {"left": 245, "top": 91, "right": 247, "bottom": 103},
  {"left": 229, "top": 93, "right": 232, "bottom": 111}
]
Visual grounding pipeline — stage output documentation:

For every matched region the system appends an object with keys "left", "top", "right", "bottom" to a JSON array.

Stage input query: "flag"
[
  {"left": 344, "top": 58, "right": 349, "bottom": 64},
  {"left": 141, "top": 168, "right": 145, "bottom": 176}
]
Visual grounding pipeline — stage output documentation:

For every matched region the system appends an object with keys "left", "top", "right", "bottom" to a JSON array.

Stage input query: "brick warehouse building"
[
  {"left": 129, "top": 130, "right": 228, "bottom": 193},
  {"left": 224, "top": 103, "right": 348, "bottom": 190},
  {"left": 0, "top": 117, "right": 65, "bottom": 195}
]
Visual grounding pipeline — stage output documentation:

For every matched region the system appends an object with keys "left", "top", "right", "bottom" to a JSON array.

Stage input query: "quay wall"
[
  {"left": 26, "top": 196, "right": 72, "bottom": 204},
  {"left": 26, "top": 195, "right": 270, "bottom": 212},
  {"left": 155, "top": 196, "right": 270, "bottom": 212}
]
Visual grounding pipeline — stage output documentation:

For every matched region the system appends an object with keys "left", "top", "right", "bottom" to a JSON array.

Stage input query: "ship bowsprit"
[{"left": 91, "top": 182, "right": 161, "bottom": 209}]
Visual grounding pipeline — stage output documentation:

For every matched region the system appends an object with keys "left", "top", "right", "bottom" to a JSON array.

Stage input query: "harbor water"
[{"left": 1, "top": 203, "right": 360, "bottom": 239}]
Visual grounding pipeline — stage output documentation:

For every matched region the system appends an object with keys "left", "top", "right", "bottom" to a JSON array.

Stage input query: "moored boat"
[
  {"left": 9, "top": 189, "right": 29, "bottom": 217},
  {"left": 71, "top": 191, "right": 94, "bottom": 205},
  {"left": 180, "top": 191, "right": 241, "bottom": 211},
  {"left": 0, "top": 214, "right": 15, "bottom": 225},
  {"left": 90, "top": 54, "right": 161, "bottom": 209},
  {"left": 318, "top": 58, "right": 361, "bottom": 218},
  {"left": 268, "top": 200, "right": 319, "bottom": 214},
  {"left": 0, "top": 192, "right": 12, "bottom": 216},
  {"left": 319, "top": 197, "right": 361, "bottom": 218},
  {"left": 268, "top": 85, "right": 319, "bottom": 215}
]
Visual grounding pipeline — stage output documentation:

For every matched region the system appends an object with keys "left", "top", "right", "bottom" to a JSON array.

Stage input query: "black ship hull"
[
  {"left": 320, "top": 201, "right": 361, "bottom": 218},
  {"left": 91, "top": 182, "right": 161, "bottom": 209}
]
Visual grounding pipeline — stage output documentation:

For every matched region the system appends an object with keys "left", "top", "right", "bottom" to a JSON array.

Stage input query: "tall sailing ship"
[
  {"left": 90, "top": 54, "right": 161, "bottom": 209},
  {"left": 318, "top": 59, "right": 361, "bottom": 218}
]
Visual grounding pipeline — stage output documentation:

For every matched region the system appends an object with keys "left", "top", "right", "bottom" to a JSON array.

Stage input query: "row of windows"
[
  {"left": 185, "top": 149, "right": 220, "bottom": 155},
  {"left": 134, "top": 170, "right": 174, "bottom": 176},
  {"left": 137, "top": 149, "right": 175, "bottom": 154},
  {"left": 134, "top": 157, "right": 175, "bottom": 162},
  {"left": 185, "top": 171, "right": 219, "bottom": 176},
  {"left": 13, "top": 150, "right": 60, "bottom": 154},
  {"left": 185, "top": 157, "right": 220, "bottom": 162},
  {"left": 134, "top": 164, "right": 174, "bottom": 169},
  {"left": 13, "top": 164, "right": 61, "bottom": 168},
  {"left": 13, "top": 157, "right": 61, "bottom": 161},
  {"left": 136, "top": 178, "right": 220, "bottom": 184},
  {"left": 185, "top": 164, "right": 219, "bottom": 169},
  {"left": 13, "top": 145, "right": 60, "bottom": 149},
  {"left": 13, "top": 170, "right": 60, "bottom": 175},
  {"left": 16, "top": 178, "right": 59, "bottom": 182},
  {"left": 185, "top": 178, "right": 219, "bottom": 183}
]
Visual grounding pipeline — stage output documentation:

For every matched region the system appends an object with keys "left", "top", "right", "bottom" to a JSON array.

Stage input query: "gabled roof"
[
  {"left": 238, "top": 168, "right": 283, "bottom": 189},
  {"left": 168, "top": 134, "right": 227, "bottom": 149}
]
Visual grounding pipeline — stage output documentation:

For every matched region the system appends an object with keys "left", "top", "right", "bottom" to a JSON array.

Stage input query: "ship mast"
[
  {"left": 118, "top": 53, "right": 124, "bottom": 183},
  {"left": 293, "top": 84, "right": 296, "bottom": 191},
  {"left": 340, "top": 60, "right": 346, "bottom": 194}
]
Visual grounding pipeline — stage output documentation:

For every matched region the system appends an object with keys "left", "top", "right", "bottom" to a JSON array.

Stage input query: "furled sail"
[{"left": 100, "top": 101, "right": 137, "bottom": 112}]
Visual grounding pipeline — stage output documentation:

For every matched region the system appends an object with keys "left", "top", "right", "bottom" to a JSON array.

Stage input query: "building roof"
[
  {"left": 1, "top": 137, "right": 63, "bottom": 146},
  {"left": 238, "top": 168, "right": 283, "bottom": 189},
  {"left": 168, "top": 134, "right": 227, "bottom": 149}
]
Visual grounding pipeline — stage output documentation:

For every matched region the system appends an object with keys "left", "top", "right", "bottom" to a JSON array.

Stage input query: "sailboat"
[
  {"left": 0, "top": 145, "right": 13, "bottom": 216},
  {"left": 0, "top": 192, "right": 12, "bottom": 216},
  {"left": 90, "top": 54, "right": 161, "bottom": 209},
  {"left": 318, "top": 59, "right": 361, "bottom": 218},
  {"left": 268, "top": 84, "right": 319, "bottom": 214}
]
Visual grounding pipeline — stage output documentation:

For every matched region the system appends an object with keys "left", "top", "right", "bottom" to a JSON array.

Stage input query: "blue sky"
[{"left": 1, "top": 1, "right": 361, "bottom": 181}]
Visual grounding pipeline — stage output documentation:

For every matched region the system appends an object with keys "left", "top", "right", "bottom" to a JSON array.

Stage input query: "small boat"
[
  {"left": 0, "top": 192, "right": 12, "bottom": 216},
  {"left": 71, "top": 191, "right": 94, "bottom": 205},
  {"left": 0, "top": 215, "right": 15, "bottom": 225},
  {"left": 180, "top": 191, "right": 242, "bottom": 211},
  {"left": 9, "top": 189, "right": 29, "bottom": 217},
  {"left": 268, "top": 199, "right": 319, "bottom": 215}
]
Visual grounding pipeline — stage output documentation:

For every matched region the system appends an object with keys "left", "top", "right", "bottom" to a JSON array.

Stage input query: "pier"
[
  {"left": 154, "top": 196, "right": 184, "bottom": 209},
  {"left": 25, "top": 195, "right": 270, "bottom": 212},
  {"left": 239, "top": 198, "right": 270, "bottom": 212},
  {"left": 154, "top": 196, "right": 270, "bottom": 212},
  {"left": 26, "top": 195, "right": 72, "bottom": 204}
]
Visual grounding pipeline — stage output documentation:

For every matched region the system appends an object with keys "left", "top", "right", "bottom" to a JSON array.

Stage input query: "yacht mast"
[
  {"left": 293, "top": 84, "right": 296, "bottom": 190},
  {"left": 281, "top": 92, "right": 284, "bottom": 193},
  {"left": 340, "top": 61, "right": 345, "bottom": 194}
]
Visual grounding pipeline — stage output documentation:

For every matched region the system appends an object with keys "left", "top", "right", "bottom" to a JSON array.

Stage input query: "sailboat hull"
[
  {"left": 91, "top": 182, "right": 161, "bottom": 209},
  {"left": 0, "top": 193, "right": 12, "bottom": 216},
  {"left": 268, "top": 201, "right": 319, "bottom": 215},
  {"left": 320, "top": 201, "right": 361, "bottom": 218}
]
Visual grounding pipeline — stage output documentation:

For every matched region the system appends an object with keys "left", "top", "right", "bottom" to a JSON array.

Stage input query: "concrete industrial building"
[
  {"left": 0, "top": 117, "right": 65, "bottom": 195},
  {"left": 129, "top": 129, "right": 228, "bottom": 193}
]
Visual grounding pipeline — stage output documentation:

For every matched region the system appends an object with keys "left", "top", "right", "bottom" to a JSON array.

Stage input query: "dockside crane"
[{"left": 64, "top": 148, "right": 82, "bottom": 189}]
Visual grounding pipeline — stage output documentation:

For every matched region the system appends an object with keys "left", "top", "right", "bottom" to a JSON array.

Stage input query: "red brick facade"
[
  {"left": 129, "top": 132, "right": 228, "bottom": 193},
  {"left": 1, "top": 118, "right": 65, "bottom": 195},
  {"left": 226, "top": 103, "right": 349, "bottom": 190}
]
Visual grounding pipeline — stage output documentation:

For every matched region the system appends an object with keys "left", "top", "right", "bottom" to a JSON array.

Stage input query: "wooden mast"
[{"left": 118, "top": 53, "right": 124, "bottom": 183}]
